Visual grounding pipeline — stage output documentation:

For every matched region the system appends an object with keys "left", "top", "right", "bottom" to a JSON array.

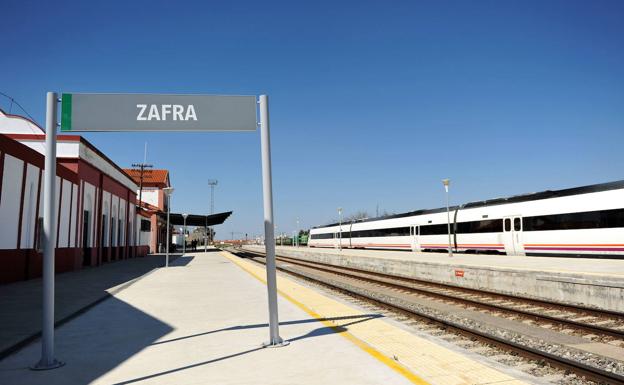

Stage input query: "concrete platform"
[
  {"left": 0, "top": 253, "right": 182, "bottom": 359},
  {"left": 244, "top": 245, "right": 624, "bottom": 313},
  {"left": 0, "top": 249, "right": 415, "bottom": 385},
  {"left": 0, "top": 248, "right": 545, "bottom": 385}
]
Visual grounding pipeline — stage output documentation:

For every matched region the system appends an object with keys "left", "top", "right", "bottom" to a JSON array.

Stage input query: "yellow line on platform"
[{"left": 221, "top": 251, "right": 430, "bottom": 385}]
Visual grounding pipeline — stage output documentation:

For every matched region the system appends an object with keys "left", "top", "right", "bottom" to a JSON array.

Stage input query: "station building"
[
  {"left": 122, "top": 168, "right": 172, "bottom": 254},
  {"left": 0, "top": 109, "right": 150, "bottom": 284}
]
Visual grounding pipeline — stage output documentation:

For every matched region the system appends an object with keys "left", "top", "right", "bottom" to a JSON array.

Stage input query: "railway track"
[{"left": 228, "top": 247, "right": 624, "bottom": 385}]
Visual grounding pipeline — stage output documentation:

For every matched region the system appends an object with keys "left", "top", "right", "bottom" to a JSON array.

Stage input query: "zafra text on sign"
[{"left": 136, "top": 104, "right": 198, "bottom": 121}]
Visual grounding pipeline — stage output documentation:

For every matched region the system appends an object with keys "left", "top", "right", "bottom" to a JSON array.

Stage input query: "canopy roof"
[{"left": 160, "top": 211, "right": 232, "bottom": 227}]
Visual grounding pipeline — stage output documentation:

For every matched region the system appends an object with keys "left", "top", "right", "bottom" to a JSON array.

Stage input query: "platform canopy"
[{"left": 160, "top": 211, "right": 233, "bottom": 227}]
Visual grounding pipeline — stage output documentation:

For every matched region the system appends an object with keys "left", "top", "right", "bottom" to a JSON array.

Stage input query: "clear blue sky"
[{"left": 2, "top": 0, "right": 623, "bottom": 239}]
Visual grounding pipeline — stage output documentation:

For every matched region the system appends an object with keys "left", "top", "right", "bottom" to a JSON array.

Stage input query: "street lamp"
[
  {"left": 338, "top": 207, "right": 343, "bottom": 251},
  {"left": 296, "top": 218, "right": 300, "bottom": 247},
  {"left": 442, "top": 179, "right": 453, "bottom": 257},
  {"left": 182, "top": 213, "right": 188, "bottom": 255},
  {"left": 163, "top": 187, "right": 174, "bottom": 267}
]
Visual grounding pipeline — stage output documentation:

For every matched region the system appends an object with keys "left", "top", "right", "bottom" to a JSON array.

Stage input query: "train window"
[
  {"left": 455, "top": 219, "right": 503, "bottom": 234},
  {"left": 310, "top": 232, "right": 334, "bottom": 239},
  {"left": 504, "top": 218, "right": 511, "bottom": 232},
  {"left": 514, "top": 217, "right": 521, "bottom": 231},
  {"left": 523, "top": 208, "right": 624, "bottom": 231},
  {"left": 419, "top": 223, "right": 451, "bottom": 235},
  {"left": 349, "top": 226, "right": 410, "bottom": 238}
]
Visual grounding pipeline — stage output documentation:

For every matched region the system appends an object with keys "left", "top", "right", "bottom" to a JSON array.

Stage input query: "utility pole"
[
  {"left": 131, "top": 162, "right": 153, "bottom": 211},
  {"left": 131, "top": 162, "right": 152, "bottom": 253}
]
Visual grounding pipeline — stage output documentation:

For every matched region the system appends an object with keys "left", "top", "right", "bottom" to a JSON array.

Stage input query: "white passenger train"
[{"left": 308, "top": 180, "right": 624, "bottom": 258}]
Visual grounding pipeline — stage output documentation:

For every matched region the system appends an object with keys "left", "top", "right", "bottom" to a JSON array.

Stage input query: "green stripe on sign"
[{"left": 61, "top": 93, "right": 72, "bottom": 131}]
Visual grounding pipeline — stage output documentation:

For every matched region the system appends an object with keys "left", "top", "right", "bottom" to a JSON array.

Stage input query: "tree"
[{"left": 345, "top": 211, "right": 370, "bottom": 222}]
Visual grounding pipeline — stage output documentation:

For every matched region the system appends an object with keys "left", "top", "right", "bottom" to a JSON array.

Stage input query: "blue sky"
[{"left": 2, "top": 0, "right": 623, "bottom": 239}]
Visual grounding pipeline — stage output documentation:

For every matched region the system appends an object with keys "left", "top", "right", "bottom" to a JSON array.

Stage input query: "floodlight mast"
[{"left": 207, "top": 179, "right": 218, "bottom": 251}]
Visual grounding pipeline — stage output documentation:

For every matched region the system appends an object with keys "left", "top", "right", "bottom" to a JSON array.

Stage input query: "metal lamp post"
[
  {"left": 182, "top": 213, "right": 188, "bottom": 255},
  {"left": 338, "top": 207, "right": 343, "bottom": 251},
  {"left": 163, "top": 187, "right": 174, "bottom": 267},
  {"left": 442, "top": 179, "right": 453, "bottom": 257},
  {"left": 296, "top": 218, "right": 299, "bottom": 247}
]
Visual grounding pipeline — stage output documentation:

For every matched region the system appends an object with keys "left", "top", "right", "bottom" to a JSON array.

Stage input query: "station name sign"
[{"left": 61, "top": 93, "right": 257, "bottom": 132}]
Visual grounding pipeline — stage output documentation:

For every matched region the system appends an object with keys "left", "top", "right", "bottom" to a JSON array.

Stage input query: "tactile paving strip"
[{"left": 222, "top": 251, "right": 531, "bottom": 385}]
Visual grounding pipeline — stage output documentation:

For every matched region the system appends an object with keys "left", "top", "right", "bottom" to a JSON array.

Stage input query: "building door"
[
  {"left": 411, "top": 226, "right": 421, "bottom": 252},
  {"left": 502, "top": 216, "right": 525, "bottom": 256}
]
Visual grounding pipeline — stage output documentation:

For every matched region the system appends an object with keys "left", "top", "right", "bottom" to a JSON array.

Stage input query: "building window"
[
  {"left": 36, "top": 218, "right": 44, "bottom": 252},
  {"left": 140, "top": 219, "right": 151, "bottom": 232}
]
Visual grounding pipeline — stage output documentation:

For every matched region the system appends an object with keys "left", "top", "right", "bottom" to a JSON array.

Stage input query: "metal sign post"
[
  {"left": 35, "top": 92, "right": 286, "bottom": 369},
  {"left": 31, "top": 92, "right": 64, "bottom": 370},
  {"left": 259, "top": 95, "right": 287, "bottom": 347}
]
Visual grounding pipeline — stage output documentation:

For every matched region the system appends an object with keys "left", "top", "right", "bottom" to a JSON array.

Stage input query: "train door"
[
  {"left": 411, "top": 226, "right": 421, "bottom": 252},
  {"left": 502, "top": 216, "right": 525, "bottom": 256}
]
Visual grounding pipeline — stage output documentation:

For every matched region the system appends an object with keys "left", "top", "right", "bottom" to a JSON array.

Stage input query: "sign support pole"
[
  {"left": 259, "top": 95, "right": 287, "bottom": 347},
  {"left": 31, "top": 92, "right": 64, "bottom": 370}
]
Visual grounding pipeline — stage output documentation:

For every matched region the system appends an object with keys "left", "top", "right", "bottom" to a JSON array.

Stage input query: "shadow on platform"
[
  {"left": 0, "top": 296, "right": 174, "bottom": 385},
  {"left": 114, "top": 313, "right": 382, "bottom": 385},
  {"left": 151, "top": 313, "right": 383, "bottom": 346},
  {"left": 168, "top": 255, "right": 194, "bottom": 267},
  {"left": 0, "top": 253, "right": 185, "bottom": 360}
]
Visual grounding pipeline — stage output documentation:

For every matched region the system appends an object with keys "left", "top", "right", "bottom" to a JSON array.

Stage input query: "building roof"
[
  {"left": 159, "top": 211, "right": 233, "bottom": 227},
  {"left": 123, "top": 168, "right": 170, "bottom": 187}
]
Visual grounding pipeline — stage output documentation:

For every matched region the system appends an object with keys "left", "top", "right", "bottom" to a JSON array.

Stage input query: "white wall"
[
  {"left": 0, "top": 154, "right": 24, "bottom": 248},
  {"left": 102, "top": 192, "right": 111, "bottom": 247},
  {"left": 19, "top": 140, "right": 80, "bottom": 159},
  {"left": 0, "top": 110, "right": 44, "bottom": 135},
  {"left": 58, "top": 179, "right": 72, "bottom": 247},
  {"left": 82, "top": 182, "right": 96, "bottom": 248},
  {"left": 111, "top": 196, "right": 119, "bottom": 247},
  {"left": 70, "top": 184, "right": 77, "bottom": 247},
  {"left": 136, "top": 214, "right": 150, "bottom": 246},
  {"left": 140, "top": 188, "right": 159, "bottom": 208},
  {"left": 80, "top": 144, "right": 136, "bottom": 191},
  {"left": 20, "top": 163, "right": 40, "bottom": 249},
  {"left": 119, "top": 199, "right": 126, "bottom": 246},
  {"left": 128, "top": 204, "right": 135, "bottom": 246}
]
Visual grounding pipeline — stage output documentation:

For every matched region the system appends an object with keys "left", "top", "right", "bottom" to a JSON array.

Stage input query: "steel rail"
[{"left": 228, "top": 248, "right": 624, "bottom": 385}]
